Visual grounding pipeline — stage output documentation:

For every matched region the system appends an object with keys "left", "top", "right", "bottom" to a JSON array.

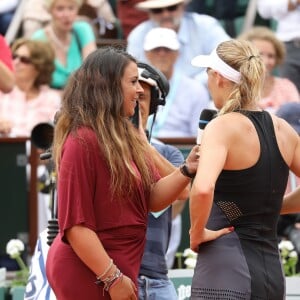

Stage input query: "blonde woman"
[
  {"left": 32, "top": 0, "right": 97, "bottom": 90},
  {"left": 189, "top": 39, "right": 300, "bottom": 299},
  {"left": 23, "top": 0, "right": 116, "bottom": 38},
  {"left": 239, "top": 26, "right": 299, "bottom": 113}
]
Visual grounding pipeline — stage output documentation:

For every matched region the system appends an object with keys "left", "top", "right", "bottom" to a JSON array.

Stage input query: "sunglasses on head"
[
  {"left": 150, "top": 4, "right": 179, "bottom": 14},
  {"left": 12, "top": 54, "right": 33, "bottom": 64}
]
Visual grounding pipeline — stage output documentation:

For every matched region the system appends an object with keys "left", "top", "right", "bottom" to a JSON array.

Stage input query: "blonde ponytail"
[{"left": 217, "top": 40, "right": 265, "bottom": 115}]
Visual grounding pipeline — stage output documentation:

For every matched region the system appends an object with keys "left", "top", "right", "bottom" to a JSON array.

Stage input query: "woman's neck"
[
  {"left": 50, "top": 23, "right": 70, "bottom": 41},
  {"left": 17, "top": 80, "right": 39, "bottom": 100},
  {"left": 47, "top": 23, "right": 71, "bottom": 54},
  {"left": 262, "top": 74, "right": 275, "bottom": 98},
  {"left": 241, "top": 105, "right": 262, "bottom": 112}
]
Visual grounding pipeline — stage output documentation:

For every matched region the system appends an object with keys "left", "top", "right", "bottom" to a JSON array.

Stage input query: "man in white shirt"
[
  {"left": 143, "top": 27, "right": 210, "bottom": 138},
  {"left": 127, "top": 0, "right": 230, "bottom": 82}
]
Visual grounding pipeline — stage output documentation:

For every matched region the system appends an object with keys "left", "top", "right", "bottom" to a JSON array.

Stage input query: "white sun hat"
[
  {"left": 136, "top": 0, "right": 186, "bottom": 10},
  {"left": 191, "top": 48, "right": 241, "bottom": 84}
]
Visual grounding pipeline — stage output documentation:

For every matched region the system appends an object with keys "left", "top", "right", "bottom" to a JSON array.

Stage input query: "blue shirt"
[
  {"left": 147, "top": 73, "right": 210, "bottom": 138},
  {"left": 139, "top": 140, "right": 184, "bottom": 279},
  {"left": 127, "top": 12, "right": 230, "bottom": 81}
]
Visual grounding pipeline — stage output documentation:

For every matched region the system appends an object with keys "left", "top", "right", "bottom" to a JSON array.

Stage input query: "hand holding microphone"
[{"left": 181, "top": 109, "right": 218, "bottom": 182}]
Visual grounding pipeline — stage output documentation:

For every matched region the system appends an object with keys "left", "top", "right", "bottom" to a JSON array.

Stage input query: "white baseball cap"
[{"left": 143, "top": 27, "right": 180, "bottom": 51}]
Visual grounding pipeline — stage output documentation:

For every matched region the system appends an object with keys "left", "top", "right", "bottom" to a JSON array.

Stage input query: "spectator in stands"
[
  {"left": 0, "top": 0, "right": 19, "bottom": 35},
  {"left": 31, "top": 0, "right": 97, "bottom": 90},
  {"left": 22, "top": 0, "right": 51, "bottom": 38},
  {"left": 144, "top": 27, "right": 210, "bottom": 138},
  {"left": 87, "top": 0, "right": 118, "bottom": 39},
  {"left": 127, "top": 0, "right": 229, "bottom": 82},
  {"left": 0, "top": 34, "right": 14, "bottom": 93},
  {"left": 23, "top": 0, "right": 116, "bottom": 38},
  {"left": 239, "top": 26, "right": 299, "bottom": 114},
  {"left": 84, "top": 0, "right": 116, "bottom": 25},
  {"left": 257, "top": 0, "right": 300, "bottom": 92},
  {"left": 186, "top": 0, "right": 249, "bottom": 37},
  {"left": 0, "top": 38, "right": 60, "bottom": 136},
  {"left": 116, "top": 0, "right": 148, "bottom": 38}
]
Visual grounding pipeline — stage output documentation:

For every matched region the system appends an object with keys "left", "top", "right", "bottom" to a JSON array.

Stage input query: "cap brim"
[
  {"left": 191, "top": 55, "right": 211, "bottom": 68},
  {"left": 144, "top": 44, "right": 179, "bottom": 51},
  {"left": 136, "top": 0, "right": 185, "bottom": 10}
]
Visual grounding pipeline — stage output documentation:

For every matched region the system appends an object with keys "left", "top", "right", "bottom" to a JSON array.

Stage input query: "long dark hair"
[{"left": 53, "top": 47, "right": 156, "bottom": 199}]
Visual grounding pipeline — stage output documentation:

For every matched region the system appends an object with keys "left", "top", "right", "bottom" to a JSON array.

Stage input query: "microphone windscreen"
[{"left": 199, "top": 109, "right": 217, "bottom": 129}]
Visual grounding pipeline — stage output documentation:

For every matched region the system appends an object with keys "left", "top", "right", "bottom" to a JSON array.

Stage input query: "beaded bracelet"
[
  {"left": 103, "top": 269, "right": 123, "bottom": 292},
  {"left": 95, "top": 259, "right": 113, "bottom": 282},
  {"left": 95, "top": 267, "right": 123, "bottom": 292},
  {"left": 109, "top": 273, "right": 123, "bottom": 291}
]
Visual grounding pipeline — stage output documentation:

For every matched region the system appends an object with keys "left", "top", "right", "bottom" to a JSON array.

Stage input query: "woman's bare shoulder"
[
  {"left": 271, "top": 113, "right": 299, "bottom": 138},
  {"left": 205, "top": 112, "right": 252, "bottom": 135},
  {"left": 270, "top": 114, "right": 300, "bottom": 166}
]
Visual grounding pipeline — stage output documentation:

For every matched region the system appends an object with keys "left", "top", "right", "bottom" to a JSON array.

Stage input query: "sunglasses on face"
[
  {"left": 12, "top": 54, "right": 33, "bottom": 65},
  {"left": 150, "top": 4, "right": 179, "bottom": 14}
]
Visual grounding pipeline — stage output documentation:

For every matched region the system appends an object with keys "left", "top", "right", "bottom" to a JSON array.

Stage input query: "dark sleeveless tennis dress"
[{"left": 191, "top": 111, "right": 289, "bottom": 300}]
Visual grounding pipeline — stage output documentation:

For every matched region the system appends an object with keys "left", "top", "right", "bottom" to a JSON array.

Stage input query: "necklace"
[{"left": 47, "top": 25, "right": 70, "bottom": 54}]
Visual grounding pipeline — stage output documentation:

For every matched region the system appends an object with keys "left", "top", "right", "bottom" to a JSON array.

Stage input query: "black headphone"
[{"left": 137, "top": 62, "right": 170, "bottom": 115}]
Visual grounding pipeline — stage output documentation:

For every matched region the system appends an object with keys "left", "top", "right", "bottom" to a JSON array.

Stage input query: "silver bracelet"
[
  {"left": 96, "top": 259, "right": 113, "bottom": 281},
  {"left": 95, "top": 267, "right": 123, "bottom": 291}
]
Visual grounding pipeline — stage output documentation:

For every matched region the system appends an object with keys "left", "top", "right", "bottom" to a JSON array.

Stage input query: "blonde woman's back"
[
  {"left": 204, "top": 110, "right": 300, "bottom": 173},
  {"left": 191, "top": 109, "right": 297, "bottom": 299}
]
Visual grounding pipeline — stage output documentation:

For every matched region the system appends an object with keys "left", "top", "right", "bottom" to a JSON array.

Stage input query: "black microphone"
[{"left": 197, "top": 109, "right": 218, "bottom": 145}]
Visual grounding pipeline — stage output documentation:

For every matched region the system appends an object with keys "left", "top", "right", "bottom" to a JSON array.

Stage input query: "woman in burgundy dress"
[{"left": 45, "top": 47, "right": 203, "bottom": 299}]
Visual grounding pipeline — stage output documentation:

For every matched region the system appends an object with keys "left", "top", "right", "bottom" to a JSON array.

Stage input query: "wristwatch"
[{"left": 179, "top": 162, "right": 196, "bottom": 179}]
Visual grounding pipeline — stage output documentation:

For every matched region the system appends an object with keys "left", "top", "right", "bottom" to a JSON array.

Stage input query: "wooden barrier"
[{"left": 0, "top": 137, "right": 38, "bottom": 255}]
